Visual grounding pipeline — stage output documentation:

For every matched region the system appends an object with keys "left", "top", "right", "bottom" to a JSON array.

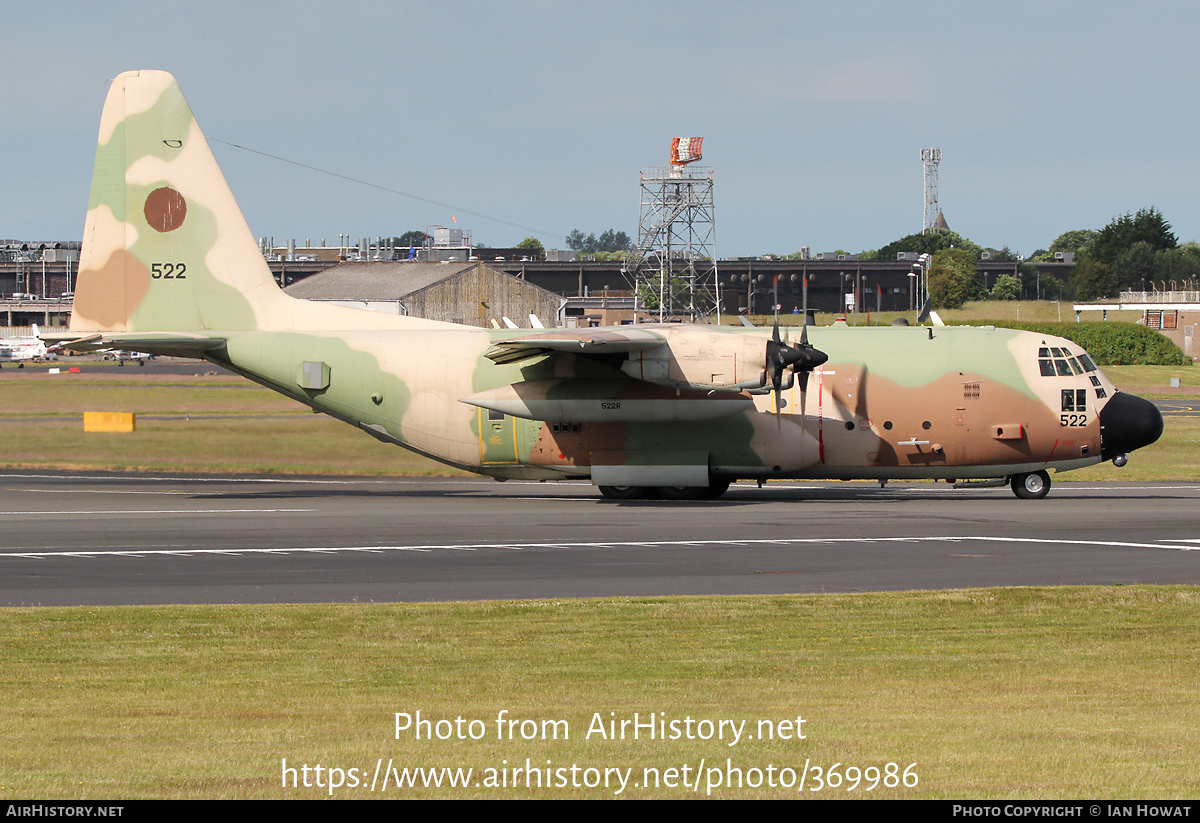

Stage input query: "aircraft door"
[{"left": 477, "top": 407, "right": 538, "bottom": 465}]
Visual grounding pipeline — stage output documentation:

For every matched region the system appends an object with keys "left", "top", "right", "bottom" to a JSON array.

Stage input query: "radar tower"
[{"left": 625, "top": 138, "right": 719, "bottom": 322}]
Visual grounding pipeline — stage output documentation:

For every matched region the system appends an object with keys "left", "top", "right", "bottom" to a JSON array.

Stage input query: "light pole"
[{"left": 917, "top": 253, "right": 932, "bottom": 315}]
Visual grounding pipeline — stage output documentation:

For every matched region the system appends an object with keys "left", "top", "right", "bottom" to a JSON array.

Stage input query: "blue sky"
[{"left": 5, "top": 1, "right": 1199, "bottom": 257}]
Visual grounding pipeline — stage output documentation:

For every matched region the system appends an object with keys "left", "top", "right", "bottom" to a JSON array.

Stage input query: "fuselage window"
[
  {"left": 1040, "top": 359, "right": 1055, "bottom": 376},
  {"left": 1078, "top": 353, "right": 1098, "bottom": 372},
  {"left": 1096, "top": 387, "right": 1107, "bottom": 399},
  {"left": 1068, "top": 357, "right": 1083, "bottom": 375},
  {"left": 1055, "top": 360, "right": 1073, "bottom": 377},
  {"left": 1062, "top": 389, "right": 1087, "bottom": 412}
]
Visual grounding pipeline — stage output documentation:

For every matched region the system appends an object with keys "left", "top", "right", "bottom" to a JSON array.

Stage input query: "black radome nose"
[{"left": 1099, "top": 392, "right": 1164, "bottom": 460}]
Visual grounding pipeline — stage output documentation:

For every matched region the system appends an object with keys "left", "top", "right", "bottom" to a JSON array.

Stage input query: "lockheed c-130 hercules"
[{"left": 46, "top": 71, "right": 1164, "bottom": 500}]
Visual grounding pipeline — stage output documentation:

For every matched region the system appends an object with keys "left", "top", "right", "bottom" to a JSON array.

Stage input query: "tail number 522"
[
  {"left": 151, "top": 263, "right": 187, "bottom": 280},
  {"left": 1060, "top": 413, "right": 1087, "bottom": 427}
]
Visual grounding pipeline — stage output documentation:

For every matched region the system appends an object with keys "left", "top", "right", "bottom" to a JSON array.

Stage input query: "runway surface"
[{"left": 1, "top": 472, "right": 1197, "bottom": 606}]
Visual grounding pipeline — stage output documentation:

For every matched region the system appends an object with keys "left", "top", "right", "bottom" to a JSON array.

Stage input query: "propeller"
[{"left": 766, "top": 321, "right": 828, "bottom": 430}]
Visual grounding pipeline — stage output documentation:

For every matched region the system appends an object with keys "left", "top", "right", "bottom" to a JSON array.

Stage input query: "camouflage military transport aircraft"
[{"left": 47, "top": 71, "right": 1164, "bottom": 500}]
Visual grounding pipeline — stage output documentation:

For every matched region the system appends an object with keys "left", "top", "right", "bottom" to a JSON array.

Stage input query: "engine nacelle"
[{"left": 619, "top": 328, "right": 777, "bottom": 392}]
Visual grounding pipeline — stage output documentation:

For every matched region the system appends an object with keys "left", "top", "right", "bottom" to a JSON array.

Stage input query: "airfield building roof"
[
  {"left": 283, "top": 261, "right": 565, "bottom": 327},
  {"left": 284, "top": 261, "right": 482, "bottom": 301}
]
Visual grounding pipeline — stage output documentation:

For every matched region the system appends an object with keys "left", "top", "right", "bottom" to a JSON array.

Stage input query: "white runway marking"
[
  {"left": 2, "top": 534, "right": 1196, "bottom": 560},
  {"left": 0, "top": 508, "right": 313, "bottom": 516},
  {"left": 0, "top": 473, "right": 405, "bottom": 486}
]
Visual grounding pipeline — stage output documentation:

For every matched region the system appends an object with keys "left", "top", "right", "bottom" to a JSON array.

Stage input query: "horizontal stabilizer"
[{"left": 39, "top": 331, "right": 227, "bottom": 357}]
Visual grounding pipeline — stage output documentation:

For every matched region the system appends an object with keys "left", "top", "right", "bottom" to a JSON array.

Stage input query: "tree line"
[{"left": 854, "top": 208, "right": 1195, "bottom": 309}]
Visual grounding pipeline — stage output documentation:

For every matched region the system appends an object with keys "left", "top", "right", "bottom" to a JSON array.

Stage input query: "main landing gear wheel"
[
  {"left": 652, "top": 480, "right": 732, "bottom": 500},
  {"left": 1010, "top": 470, "right": 1050, "bottom": 500},
  {"left": 599, "top": 480, "right": 732, "bottom": 501},
  {"left": 598, "top": 486, "right": 651, "bottom": 500},
  {"left": 659, "top": 486, "right": 706, "bottom": 500},
  {"left": 704, "top": 479, "right": 731, "bottom": 499}
]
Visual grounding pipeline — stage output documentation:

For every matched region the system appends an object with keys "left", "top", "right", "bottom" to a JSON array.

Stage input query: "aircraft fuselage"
[{"left": 205, "top": 321, "right": 1126, "bottom": 486}]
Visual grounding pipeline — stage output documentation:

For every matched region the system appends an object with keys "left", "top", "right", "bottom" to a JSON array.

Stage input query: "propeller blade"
[
  {"left": 798, "top": 368, "right": 810, "bottom": 419},
  {"left": 764, "top": 325, "right": 828, "bottom": 432}
]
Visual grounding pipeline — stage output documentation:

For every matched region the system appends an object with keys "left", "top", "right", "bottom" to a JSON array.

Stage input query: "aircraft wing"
[
  {"left": 484, "top": 328, "right": 666, "bottom": 365},
  {"left": 461, "top": 378, "right": 753, "bottom": 422},
  {"left": 38, "top": 331, "right": 227, "bottom": 358}
]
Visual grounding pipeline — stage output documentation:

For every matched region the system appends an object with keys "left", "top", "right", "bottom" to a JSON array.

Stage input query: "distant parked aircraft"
[{"left": 0, "top": 325, "right": 53, "bottom": 368}]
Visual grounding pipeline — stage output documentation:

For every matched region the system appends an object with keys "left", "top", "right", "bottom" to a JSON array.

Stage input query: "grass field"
[
  {"left": 2, "top": 587, "right": 1198, "bottom": 799},
  {"left": 0, "top": 365, "right": 462, "bottom": 476}
]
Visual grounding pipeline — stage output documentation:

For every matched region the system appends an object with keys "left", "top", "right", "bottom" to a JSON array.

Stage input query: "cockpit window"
[{"left": 1038, "top": 347, "right": 1101, "bottom": 378}]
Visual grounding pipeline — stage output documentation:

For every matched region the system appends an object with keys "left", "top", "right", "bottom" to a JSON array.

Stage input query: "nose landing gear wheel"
[{"left": 1011, "top": 470, "right": 1050, "bottom": 499}]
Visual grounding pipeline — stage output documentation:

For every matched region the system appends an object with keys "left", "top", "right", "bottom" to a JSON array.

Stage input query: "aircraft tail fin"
[{"left": 70, "top": 71, "right": 285, "bottom": 336}]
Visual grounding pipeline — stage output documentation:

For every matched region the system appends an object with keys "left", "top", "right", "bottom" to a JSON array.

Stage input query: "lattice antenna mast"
[
  {"left": 921, "top": 148, "right": 942, "bottom": 233},
  {"left": 625, "top": 138, "right": 719, "bottom": 323}
]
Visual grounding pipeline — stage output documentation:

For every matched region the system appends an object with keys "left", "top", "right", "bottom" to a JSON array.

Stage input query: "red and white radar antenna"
[{"left": 670, "top": 137, "right": 704, "bottom": 166}]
